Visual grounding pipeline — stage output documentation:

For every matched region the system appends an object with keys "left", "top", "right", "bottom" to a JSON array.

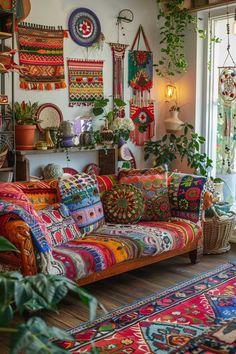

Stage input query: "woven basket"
[
  {"left": 203, "top": 213, "right": 236, "bottom": 254},
  {"left": 0, "top": 147, "right": 8, "bottom": 168}
]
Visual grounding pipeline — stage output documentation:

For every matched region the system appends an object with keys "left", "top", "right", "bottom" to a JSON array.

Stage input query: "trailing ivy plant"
[
  {"left": 155, "top": 0, "right": 221, "bottom": 77},
  {"left": 0, "top": 236, "right": 99, "bottom": 354}
]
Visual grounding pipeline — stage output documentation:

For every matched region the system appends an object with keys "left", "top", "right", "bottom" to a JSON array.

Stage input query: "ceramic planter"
[
  {"left": 15, "top": 124, "right": 37, "bottom": 150},
  {"left": 164, "top": 111, "right": 184, "bottom": 133}
]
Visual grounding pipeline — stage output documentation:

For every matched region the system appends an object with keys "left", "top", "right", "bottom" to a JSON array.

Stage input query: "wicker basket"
[
  {"left": 203, "top": 213, "right": 236, "bottom": 254},
  {"left": 0, "top": 147, "right": 8, "bottom": 168}
]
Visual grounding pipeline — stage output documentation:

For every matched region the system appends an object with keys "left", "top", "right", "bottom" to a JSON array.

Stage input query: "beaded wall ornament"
[
  {"left": 128, "top": 25, "right": 155, "bottom": 145},
  {"left": 217, "top": 11, "right": 236, "bottom": 174}
]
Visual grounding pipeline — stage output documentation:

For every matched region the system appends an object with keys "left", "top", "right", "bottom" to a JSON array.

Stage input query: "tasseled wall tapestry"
[
  {"left": 67, "top": 59, "right": 104, "bottom": 106},
  {"left": 17, "top": 23, "right": 67, "bottom": 90},
  {"left": 128, "top": 25, "right": 154, "bottom": 146}
]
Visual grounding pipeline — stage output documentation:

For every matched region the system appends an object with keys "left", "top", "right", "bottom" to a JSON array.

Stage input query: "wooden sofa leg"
[{"left": 189, "top": 243, "right": 203, "bottom": 264}]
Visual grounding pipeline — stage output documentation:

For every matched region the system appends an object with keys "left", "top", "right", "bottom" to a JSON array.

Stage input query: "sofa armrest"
[
  {"left": 168, "top": 172, "right": 208, "bottom": 223},
  {"left": 1, "top": 220, "right": 38, "bottom": 275}
]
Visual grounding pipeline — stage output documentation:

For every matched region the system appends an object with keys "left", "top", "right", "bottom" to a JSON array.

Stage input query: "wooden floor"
[{"left": 1, "top": 243, "right": 236, "bottom": 353}]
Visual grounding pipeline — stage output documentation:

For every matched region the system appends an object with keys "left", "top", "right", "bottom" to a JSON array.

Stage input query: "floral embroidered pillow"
[{"left": 118, "top": 167, "right": 171, "bottom": 221}]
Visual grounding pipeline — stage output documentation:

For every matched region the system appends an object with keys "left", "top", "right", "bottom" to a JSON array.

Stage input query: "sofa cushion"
[
  {"left": 168, "top": 172, "right": 208, "bottom": 223},
  {"left": 96, "top": 174, "right": 118, "bottom": 196},
  {"left": 118, "top": 167, "right": 171, "bottom": 221},
  {"left": 58, "top": 173, "right": 104, "bottom": 235},
  {"left": 102, "top": 184, "right": 144, "bottom": 224},
  {"left": 51, "top": 220, "right": 201, "bottom": 280},
  {"left": 14, "top": 180, "right": 58, "bottom": 211},
  {"left": 37, "top": 204, "right": 82, "bottom": 247}
]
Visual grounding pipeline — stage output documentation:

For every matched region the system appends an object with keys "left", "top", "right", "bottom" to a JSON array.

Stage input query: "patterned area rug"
[{"left": 58, "top": 263, "right": 236, "bottom": 353}]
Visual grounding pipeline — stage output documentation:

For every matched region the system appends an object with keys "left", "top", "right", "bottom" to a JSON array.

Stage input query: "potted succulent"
[
  {"left": 144, "top": 123, "right": 213, "bottom": 176},
  {"left": 8, "top": 100, "right": 39, "bottom": 150}
]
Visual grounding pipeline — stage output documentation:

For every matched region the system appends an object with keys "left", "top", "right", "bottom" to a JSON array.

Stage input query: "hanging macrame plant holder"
[
  {"left": 128, "top": 25, "right": 154, "bottom": 146},
  {"left": 217, "top": 13, "right": 236, "bottom": 174}
]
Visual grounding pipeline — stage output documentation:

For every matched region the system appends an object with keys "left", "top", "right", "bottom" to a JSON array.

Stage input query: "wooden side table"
[{"left": 203, "top": 213, "right": 236, "bottom": 254}]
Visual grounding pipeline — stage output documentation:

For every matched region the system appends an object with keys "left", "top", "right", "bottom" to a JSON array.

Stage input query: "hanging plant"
[{"left": 155, "top": 0, "right": 221, "bottom": 77}]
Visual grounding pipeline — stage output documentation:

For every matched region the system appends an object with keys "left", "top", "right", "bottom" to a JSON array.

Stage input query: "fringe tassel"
[{"left": 19, "top": 80, "right": 67, "bottom": 91}]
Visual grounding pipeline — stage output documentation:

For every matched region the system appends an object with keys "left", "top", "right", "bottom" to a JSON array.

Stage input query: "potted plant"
[
  {"left": 144, "top": 123, "right": 213, "bottom": 176},
  {"left": 92, "top": 97, "right": 134, "bottom": 144},
  {"left": 8, "top": 100, "right": 39, "bottom": 150}
]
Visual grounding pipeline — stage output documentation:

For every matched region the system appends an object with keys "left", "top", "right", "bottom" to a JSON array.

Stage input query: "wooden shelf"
[
  {"left": 190, "top": 0, "right": 236, "bottom": 12},
  {"left": 0, "top": 31, "right": 12, "bottom": 39},
  {"left": 16, "top": 146, "right": 115, "bottom": 155},
  {"left": 0, "top": 167, "right": 13, "bottom": 172}
]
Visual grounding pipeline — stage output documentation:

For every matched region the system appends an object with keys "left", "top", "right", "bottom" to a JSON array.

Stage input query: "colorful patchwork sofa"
[{"left": 0, "top": 169, "right": 209, "bottom": 286}]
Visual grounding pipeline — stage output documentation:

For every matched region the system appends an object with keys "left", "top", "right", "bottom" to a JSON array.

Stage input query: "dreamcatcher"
[{"left": 218, "top": 10, "right": 236, "bottom": 174}]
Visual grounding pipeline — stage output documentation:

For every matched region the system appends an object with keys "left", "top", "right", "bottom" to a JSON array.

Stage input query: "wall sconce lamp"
[{"left": 165, "top": 84, "right": 177, "bottom": 102}]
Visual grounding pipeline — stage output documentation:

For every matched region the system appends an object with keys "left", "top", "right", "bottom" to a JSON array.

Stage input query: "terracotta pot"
[{"left": 15, "top": 124, "right": 36, "bottom": 150}]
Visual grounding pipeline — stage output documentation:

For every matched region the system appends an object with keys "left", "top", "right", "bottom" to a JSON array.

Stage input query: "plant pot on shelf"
[
  {"left": 164, "top": 111, "right": 184, "bottom": 133},
  {"left": 15, "top": 124, "right": 37, "bottom": 150}
]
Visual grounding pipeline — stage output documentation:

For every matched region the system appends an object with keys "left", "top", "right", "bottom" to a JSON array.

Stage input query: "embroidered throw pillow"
[
  {"left": 37, "top": 203, "right": 81, "bottom": 247},
  {"left": 96, "top": 174, "right": 118, "bottom": 197},
  {"left": 168, "top": 172, "right": 208, "bottom": 223},
  {"left": 58, "top": 173, "right": 104, "bottom": 235},
  {"left": 118, "top": 167, "right": 171, "bottom": 221},
  {"left": 102, "top": 183, "right": 144, "bottom": 224}
]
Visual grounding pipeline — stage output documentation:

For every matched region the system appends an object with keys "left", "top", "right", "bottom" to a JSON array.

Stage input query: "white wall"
[{"left": 13, "top": 0, "right": 159, "bottom": 176}]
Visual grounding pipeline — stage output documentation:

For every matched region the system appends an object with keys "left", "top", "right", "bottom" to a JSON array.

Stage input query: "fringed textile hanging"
[
  {"left": 129, "top": 101, "right": 155, "bottom": 146},
  {"left": 109, "top": 42, "right": 128, "bottom": 117},
  {"left": 217, "top": 67, "right": 236, "bottom": 173},
  {"left": 128, "top": 25, "right": 153, "bottom": 105},
  {"left": 67, "top": 59, "right": 104, "bottom": 107},
  {"left": 17, "top": 23, "right": 67, "bottom": 90}
]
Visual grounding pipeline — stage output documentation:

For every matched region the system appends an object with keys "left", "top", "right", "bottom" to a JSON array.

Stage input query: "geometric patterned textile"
[
  {"left": 50, "top": 219, "right": 201, "bottom": 280},
  {"left": 17, "top": 23, "right": 67, "bottom": 90},
  {"left": 130, "top": 101, "right": 155, "bottom": 146},
  {"left": 57, "top": 263, "right": 236, "bottom": 352},
  {"left": 102, "top": 184, "right": 145, "bottom": 224},
  {"left": 0, "top": 183, "right": 52, "bottom": 253},
  {"left": 96, "top": 174, "right": 118, "bottom": 197},
  {"left": 58, "top": 173, "right": 104, "bottom": 235},
  {"left": 67, "top": 59, "right": 104, "bottom": 106},
  {"left": 37, "top": 204, "right": 82, "bottom": 247},
  {"left": 168, "top": 172, "right": 208, "bottom": 223},
  {"left": 119, "top": 167, "right": 171, "bottom": 221},
  {"left": 14, "top": 180, "right": 59, "bottom": 211}
]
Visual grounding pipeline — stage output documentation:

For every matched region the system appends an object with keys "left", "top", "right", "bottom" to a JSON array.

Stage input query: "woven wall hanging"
[
  {"left": 109, "top": 42, "right": 128, "bottom": 117},
  {"left": 217, "top": 10, "right": 236, "bottom": 174},
  {"left": 67, "top": 59, "right": 104, "bottom": 106},
  {"left": 128, "top": 25, "right": 153, "bottom": 105},
  {"left": 130, "top": 101, "right": 154, "bottom": 146},
  {"left": 17, "top": 23, "right": 67, "bottom": 90}
]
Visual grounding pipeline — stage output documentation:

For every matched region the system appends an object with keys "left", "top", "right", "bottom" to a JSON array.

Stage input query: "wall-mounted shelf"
[
  {"left": 189, "top": 0, "right": 236, "bottom": 12},
  {"left": 0, "top": 31, "right": 12, "bottom": 39},
  {"left": 16, "top": 147, "right": 117, "bottom": 181}
]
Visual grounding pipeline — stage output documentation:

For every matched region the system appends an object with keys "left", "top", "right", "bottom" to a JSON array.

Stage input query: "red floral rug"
[{"left": 59, "top": 263, "right": 236, "bottom": 353}]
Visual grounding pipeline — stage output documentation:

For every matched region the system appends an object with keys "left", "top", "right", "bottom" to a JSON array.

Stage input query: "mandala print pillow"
[
  {"left": 118, "top": 167, "right": 171, "bottom": 221},
  {"left": 37, "top": 203, "right": 82, "bottom": 247},
  {"left": 102, "top": 184, "right": 144, "bottom": 224}
]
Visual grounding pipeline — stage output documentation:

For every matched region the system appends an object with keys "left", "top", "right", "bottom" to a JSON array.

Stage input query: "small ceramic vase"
[
  {"left": 164, "top": 111, "right": 184, "bottom": 133},
  {"left": 101, "top": 120, "right": 113, "bottom": 145}
]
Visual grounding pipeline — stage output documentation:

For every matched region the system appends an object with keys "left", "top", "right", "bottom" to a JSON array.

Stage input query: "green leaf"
[
  {"left": 113, "top": 98, "right": 126, "bottom": 107},
  {"left": 92, "top": 107, "right": 104, "bottom": 117},
  {"left": 0, "top": 305, "right": 13, "bottom": 325},
  {"left": 0, "top": 237, "right": 20, "bottom": 253}
]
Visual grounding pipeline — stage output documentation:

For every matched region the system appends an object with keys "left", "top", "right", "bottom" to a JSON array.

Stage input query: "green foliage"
[
  {"left": 0, "top": 237, "right": 98, "bottom": 353},
  {"left": 144, "top": 123, "right": 213, "bottom": 176},
  {"left": 92, "top": 97, "right": 126, "bottom": 126},
  {"left": 7, "top": 101, "right": 39, "bottom": 125},
  {"left": 0, "top": 236, "right": 19, "bottom": 253},
  {"left": 155, "top": 0, "right": 221, "bottom": 77}
]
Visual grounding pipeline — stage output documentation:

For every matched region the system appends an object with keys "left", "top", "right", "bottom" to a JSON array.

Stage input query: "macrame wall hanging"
[
  {"left": 17, "top": 23, "right": 67, "bottom": 90},
  {"left": 67, "top": 59, "right": 104, "bottom": 107},
  {"left": 109, "top": 43, "right": 128, "bottom": 117},
  {"left": 217, "top": 11, "right": 236, "bottom": 174},
  {"left": 128, "top": 25, "right": 154, "bottom": 146}
]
